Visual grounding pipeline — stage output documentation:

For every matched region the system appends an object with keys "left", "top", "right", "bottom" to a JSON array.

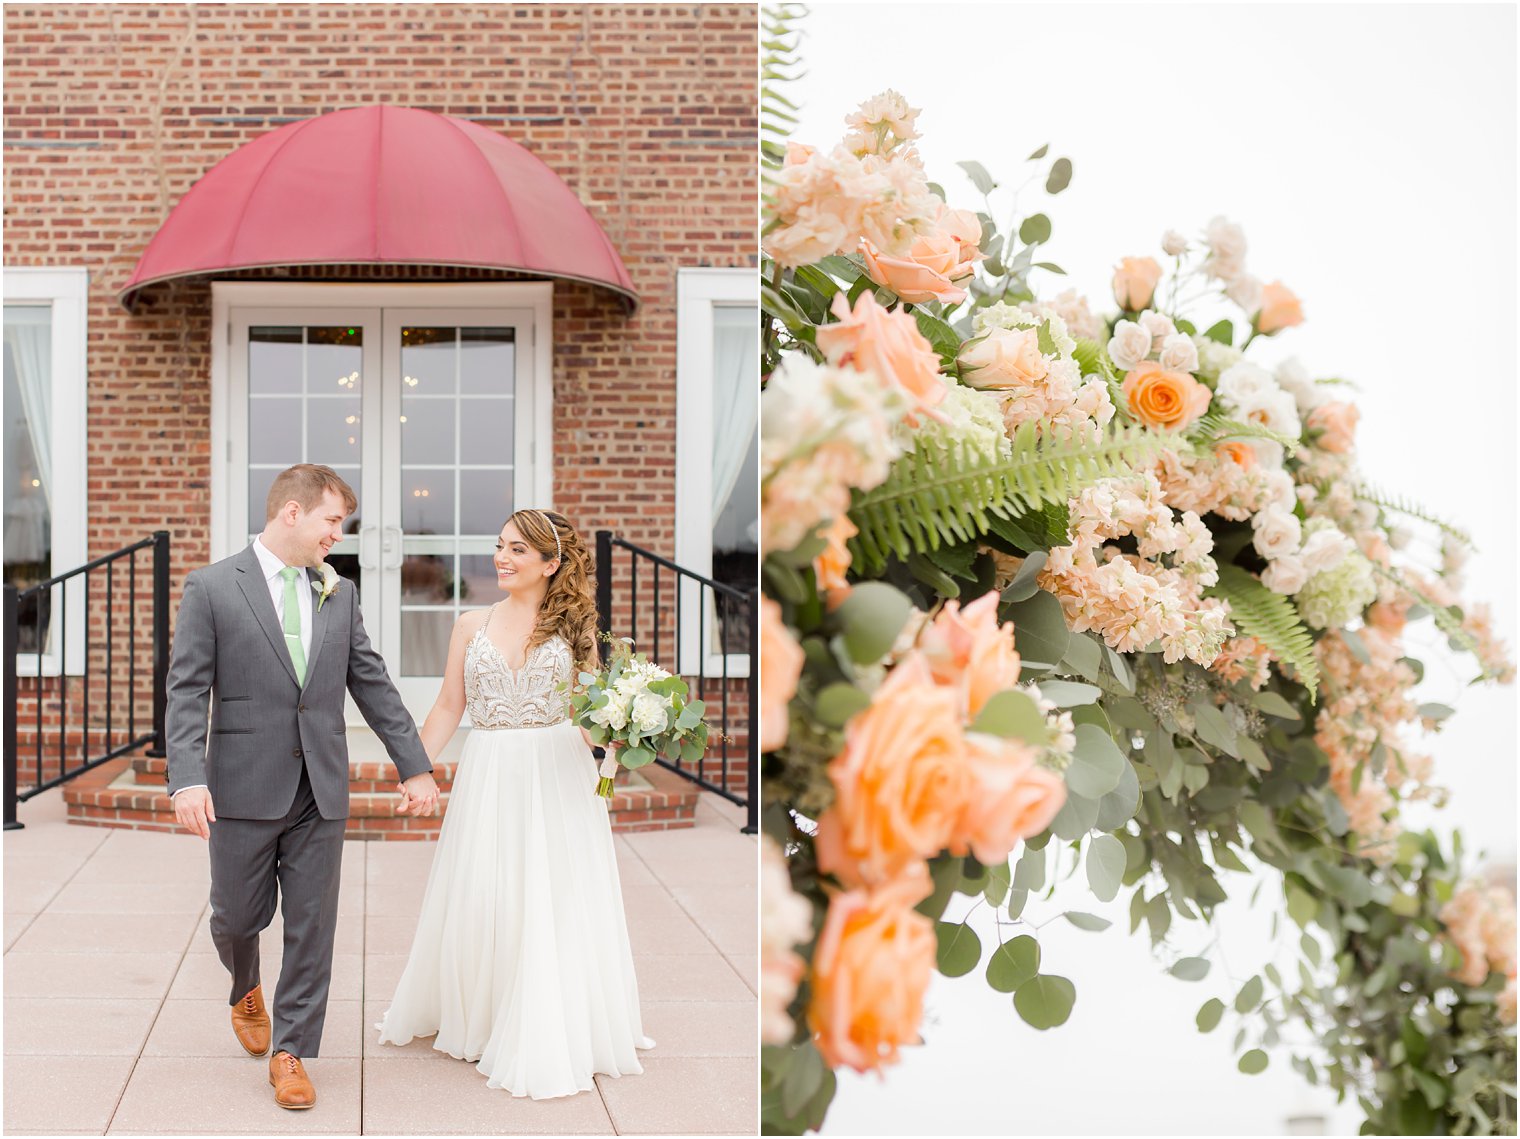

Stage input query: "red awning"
[{"left": 118, "top": 105, "right": 637, "bottom": 311}]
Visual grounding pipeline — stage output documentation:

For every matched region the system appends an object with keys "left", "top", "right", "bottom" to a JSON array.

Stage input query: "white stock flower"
[
  {"left": 1251, "top": 506, "right": 1302, "bottom": 561},
  {"left": 1158, "top": 333, "right": 1199, "bottom": 373},
  {"left": 1261, "top": 555, "right": 1309, "bottom": 595},
  {"left": 1107, "top": 319, "right": 1152, "bottom": 371},
  {"left": 1161, "top": 229, "right": 1189, "bottom": 256}
]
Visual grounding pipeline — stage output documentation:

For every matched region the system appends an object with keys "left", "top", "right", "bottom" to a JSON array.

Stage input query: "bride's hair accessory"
[{"left": 539, "top": 510, "right": 563, "bottom": 562}]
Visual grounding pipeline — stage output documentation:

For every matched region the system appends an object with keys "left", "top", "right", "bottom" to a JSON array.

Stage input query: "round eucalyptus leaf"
[
  {"left": 834, "top": 582, "right": 915, "bottom": 665},
  {"left": 1007, "top": 590, "right": 1070, "bottom": 667},
  {"left": 1237, "top": 1049, "right": 1269, "bottom": 1075},
  {"left": 970, "top": 689, "right": 1050, "bottom": 745},
  {"left": 1235, "top": 974, "right": 1265, "bottom": 1013},
  {"left": 1085, "top": 834, "right": 1126, "bottom": 902},
  {"left": 985, "top": 935, "right": 1040, "bottom": 993},
  {"left": 1045, "top": 157, "right": 1073, "bottom": 194},
  {"left": 1196, "top": 998, "right": 1226, "bottom": 1032},
  {"left": 1093, "top": 756, "right": 1141, "bottom": 832},
  {"left": 1171, "top": 956, "right": 1211, "bottom": 982},
  {"left": 1013, "top": 974, "right": 1076, "bottom": 1030},
  {"left": 1062, "top": 911, "right": 1111, "bottom": 932},
  {"left": 1066, "top": 723, "right": 1127, "bottom": 799},
  {"left": 935, "top": 921, "right": 982, "bottom": 978}
]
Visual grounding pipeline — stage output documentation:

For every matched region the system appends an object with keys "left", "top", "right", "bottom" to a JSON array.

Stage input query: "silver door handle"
[
  {"left": 383, "top": 525, "right": 403, "bottom": 571},
  {"left": 359, "top": 524, "right": 379, "bottom": 570}
]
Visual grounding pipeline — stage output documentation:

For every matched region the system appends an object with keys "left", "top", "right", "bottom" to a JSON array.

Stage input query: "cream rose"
[
  {"left": 1137, "top": 310, "right": 1177, "bottom": 352},
  {"left": 1106, "top": 319, "right": 1153, "bottom": 372},
  {"left": 959, "top": 327, "right": 1050, "bottom": 391},
  {"left": 1300, "top": 525, "right": 1352, "bottom": 574},
  {"left": 1225, "top": 273, "right": 1263, "bottom": 314},
  {"left": 1157, "top": 333, "right": 1199, "bottom": 373},
  {"left": 1161, "top": 229, "right": 1188, "bottom": 256},
  {"left": 1251, "top": 506, "right": 1302, "bottom": 561},
  {"left": 1261, "top": 554, "right": 1309, "bottom": 595}
]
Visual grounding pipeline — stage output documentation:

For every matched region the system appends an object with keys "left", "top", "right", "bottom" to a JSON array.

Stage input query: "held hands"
[
  {"left": 173, "top": 787, "right": 217, "bottom": 840},
  {"left": 395, "top": 771, "right": 441, "bottom": 817}
]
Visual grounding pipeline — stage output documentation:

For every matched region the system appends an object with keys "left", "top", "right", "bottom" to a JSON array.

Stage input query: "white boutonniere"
[{"left": 312, "top": 563, "right": 341, "bottom": 611}]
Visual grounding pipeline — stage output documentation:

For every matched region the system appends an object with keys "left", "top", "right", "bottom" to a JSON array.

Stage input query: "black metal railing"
[
  {"left": 3, "top": 531, "right": 171, "bottom": 830},
  {"left": 595, "top": 530, "right": 757, "bottom": 833}
]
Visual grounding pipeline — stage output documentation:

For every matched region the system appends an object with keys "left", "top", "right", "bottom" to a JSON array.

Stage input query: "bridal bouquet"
[
  {"left": 759, "top": 43, "right": 1515, "bottom": 1137},
  {"left": 571, "top": 637, "right": 710, "bottom": 797}
]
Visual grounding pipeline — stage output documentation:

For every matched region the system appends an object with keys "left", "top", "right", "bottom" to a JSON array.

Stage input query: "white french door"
[{"left": 215, "top": 283, "right": 552, "bottom": 722}]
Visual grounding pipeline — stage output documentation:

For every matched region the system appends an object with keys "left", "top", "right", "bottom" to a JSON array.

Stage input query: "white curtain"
[
  {"left": 5, "top": 307, "right": 52, "bottom": 507},
  {"left": 4, "top": 307, "right": 52, "bottom": 563},
  {"left": 710, "top": 305, "right": 757, "bottom": 521}
]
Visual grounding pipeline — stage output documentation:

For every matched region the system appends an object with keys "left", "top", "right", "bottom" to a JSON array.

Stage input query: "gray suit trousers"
[{"left": 208, "top": 766, "right": 346, "bottom": 1059}]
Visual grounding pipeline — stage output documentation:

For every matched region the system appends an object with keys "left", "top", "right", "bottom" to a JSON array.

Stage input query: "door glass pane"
[
  {"left": 710, "top": 304, "right": 758, "bottom": 654},
  {"left": 398, "top": 324, "right": 515, "bottom": 675},
  {"left": 3, "top": 305, "right": 54, "bottom": 653}
]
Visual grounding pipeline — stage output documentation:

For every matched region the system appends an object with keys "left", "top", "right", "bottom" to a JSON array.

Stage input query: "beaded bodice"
[{"left": 465, "top": 628, "right": 573, "bottom": 729}]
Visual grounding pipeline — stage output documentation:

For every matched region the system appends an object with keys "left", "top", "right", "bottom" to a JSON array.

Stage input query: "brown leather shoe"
[
  {"left": 268, "top": 1051, "right": 316, "bottom": 1110},
  {"left": 230, "top": 984, "right": 270, "bottom": 1057}
]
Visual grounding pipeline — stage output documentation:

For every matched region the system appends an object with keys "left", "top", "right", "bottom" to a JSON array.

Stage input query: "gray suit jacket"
[{"left": 165, "top": 544, "right": 432, "bottom": 820}]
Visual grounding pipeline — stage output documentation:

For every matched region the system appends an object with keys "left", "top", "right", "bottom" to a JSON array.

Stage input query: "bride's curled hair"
[{"left": 508, "top": 509, "right": 599, "bottom": 669}]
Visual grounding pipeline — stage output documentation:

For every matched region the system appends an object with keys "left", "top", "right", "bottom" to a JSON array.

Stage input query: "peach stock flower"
[
  {"left": 1305, "top": 401, "right": 1359, "bottom": 454},
  {"left": 815, "top": 291, "right": 946, "bottom": 419},
  {"left": 957, "top": 327, "right": 1050, "bottom": 392},
  {"left": 951, "top": 733, "right": 1066, "bottom": 866},
  {"left": 813, "top": 654, "right": 970, "bottom": 886},
  {"left": 1214, "top": 440, "right": 1257, "bottom": 468},
  {"left": 861, "top": 207, "right": 984, "bottom": 304},
  {"left": 760, "top": 597, "right": 804, "bottom": 752},
  {"left": 1256, "top": 281, "right": 1304, "bottom": 334},
  {"left": 812, "top": 513, "right": 858, "bottom": 608},
  {"left": 1112, "top": 256, "right": 1163, "bottom": 311},
  {"left": 918, "top": 591, "right": 1022, "bottom": 718},
  {"left": 808, "top": 864, "right": 936, "bottom": 1073},
  {"left": 1121, "top": 361, "right": 1212, "bottom": 431}
]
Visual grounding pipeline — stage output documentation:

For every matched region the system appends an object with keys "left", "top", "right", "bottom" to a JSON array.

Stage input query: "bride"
[{"left": 375, "top": 508, "right": 654, "bottom": 1098}]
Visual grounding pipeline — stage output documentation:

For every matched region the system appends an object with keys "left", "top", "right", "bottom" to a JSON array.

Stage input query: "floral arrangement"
[
  {"left": 571, "top": 637, "right": 710, "bottom": 797},
  {"left": 758, "top": 46, "right": 1516, "bottom": 1138}
]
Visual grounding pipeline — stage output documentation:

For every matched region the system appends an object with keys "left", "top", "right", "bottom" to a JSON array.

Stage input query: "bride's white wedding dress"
[{"left": 375, "top": 622, "right": 654, "bottom": 1098}]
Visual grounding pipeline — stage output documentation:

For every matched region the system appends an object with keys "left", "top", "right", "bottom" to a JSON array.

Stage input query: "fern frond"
[
  {"left": 1354, "top": 483, "right": 1474, "bottom": 549},
  {"left": 1189, "top": 413, "right": 1299, "bottom": 455},
  {"left": 760, "top": 5, "right": 807, "bottom": 173},
  {"left": 847, "top": 419, "right": 1164, "bottom": 572},
  {"left": 1207, "top": 564, "right": 1320, "bottom": 701}
]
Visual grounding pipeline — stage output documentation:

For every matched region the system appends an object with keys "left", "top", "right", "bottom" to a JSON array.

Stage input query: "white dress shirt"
[{"left": 172, "top": 538, "right": 315, "bottom": 800}]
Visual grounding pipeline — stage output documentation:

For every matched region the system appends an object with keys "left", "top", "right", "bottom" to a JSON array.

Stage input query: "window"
[
  {"left": 2, "top": 268, "right": 89, "bottom": 675},
  {"left": 675, "top": 268, "right": 759, "bottom": 675}
]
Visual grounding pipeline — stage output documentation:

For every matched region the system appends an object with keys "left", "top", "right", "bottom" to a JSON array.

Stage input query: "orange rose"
[
  {"left": 808, "top": 863, "right": 936, "bottom": 1073},
  {"left": 1257, "top": 281, "right": 1304, "bottom": 334},
  {"left": 813, "top": 654, "right": 970, "bottom": 886},
  {"left": 812, "top": 514, "right": 857, "bottom": 609},
  {"left": 1121, "top": 361, "right": 1212, "bottom": 431},
  {"left": 918, "top": 591, "right": 1022, "bottom": 718},
  {"left": 1112, "top": 256, "right": 1163, "bottom": 312},
  {"left": 1306, "top": 400, "right": 1359, "bottom": 454},
  {"left": 815, "top": 291, "right": 946, "bottom": 419},
  {"left": 760, "top": 597, "right": 804, "bottom": 753},
  {"left": 1214, "top": 440, "right": 1256, "bottom": 468},
  {"left": 861, "top": 207, "right": 984, "bottom": 304},
  {"left": 951, "top": 733, "right": 1066, "bottom": 865}
]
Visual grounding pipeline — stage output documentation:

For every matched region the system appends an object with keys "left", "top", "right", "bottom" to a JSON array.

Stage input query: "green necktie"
[{"left": 279, "top": 566, "right": 307, "bottom": 685}]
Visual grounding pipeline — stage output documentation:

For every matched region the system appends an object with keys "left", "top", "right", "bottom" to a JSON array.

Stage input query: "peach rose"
[
  {"left": 813, "top": 654, "right": 970, "bottom": 886},
  {"left": 815, "top": 291, "right": 946, "bottom": 419},
  {"left": 1112, "top": 256, "right": 1163, "bottom": 312},
  {"left": 958, "top": 327, "right": 1049, "bottom": 392},
  {"left": 951, "top": 733, "right": 1066, "bottom": 865},
  {"left": 861, "top": 207, "right": 984, "bottom": 305},
  {"left": 1121, "top": 361, "right": 1212, "bottom": 431},
  {"left": 1257, "top": 281, "right": 1304, "bottom": 334},
  {"left": 760, "top": 597, "right": 804, "bottom": 753},
  {"left": 1306, "top": 401, "right": 1359, "bottom": 454},
  {"left": 808, "top": 863, "right": 936, "bottom": 1073},
  {"left": 813, "top": 513, "right": 857, "bottom": 609},
  {"left": 1366, "top": 598, "right": 1410, "bottom": 637},
  {"left": 918, "top": 591, "right": 1022, "bottom": 718},
  {"left": 1214, "top": 440, "right": 1257, "bottom": 468}
]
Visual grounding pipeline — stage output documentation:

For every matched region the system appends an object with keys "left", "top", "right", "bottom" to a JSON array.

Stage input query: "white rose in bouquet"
[
  {"left": 1252, "top": 506, "right": 1302, "bottom": 561},
  {"left": 631, "top": 691, "right": 671, "bottom": 735},
  {"left": 1157, "top": 333, "right": 1199, "bottom": 374},
  {"left": 1107, "top": 319, "right": 1152, "bottom": 372}
]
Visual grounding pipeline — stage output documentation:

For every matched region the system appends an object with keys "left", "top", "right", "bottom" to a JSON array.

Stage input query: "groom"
[{"left": 166, "top": 463, "right": 439, "bottom": 1109}]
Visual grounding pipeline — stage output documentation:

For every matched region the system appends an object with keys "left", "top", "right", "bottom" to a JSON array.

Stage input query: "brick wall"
[{"left": 3, "top": 5, "right": 757, "bottom": 803}]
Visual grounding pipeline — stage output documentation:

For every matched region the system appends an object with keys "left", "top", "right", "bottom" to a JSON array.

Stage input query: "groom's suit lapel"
[
  {"left": 301, "top": 567, "right": 333, "bottom": 691},
  {"left": 233, "top": 544, "right": 300, "bottom": 689}
]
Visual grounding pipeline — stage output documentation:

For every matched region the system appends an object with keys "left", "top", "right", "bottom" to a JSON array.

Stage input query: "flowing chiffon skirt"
[{"left": 375, "top": 719, "right": 654, "bottom": 1098}]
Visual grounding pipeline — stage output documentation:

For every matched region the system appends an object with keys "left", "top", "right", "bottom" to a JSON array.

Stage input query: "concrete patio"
[{"left": 2, "top": 786, "right": 758, "bottom": 1135}]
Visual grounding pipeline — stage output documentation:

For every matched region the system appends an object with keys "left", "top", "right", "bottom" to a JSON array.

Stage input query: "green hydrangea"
[
  {"left": 1296, "top": 549, "right": 1378, "bottom": 629},
  {"left": 908, "top": 381, "right": 1010, "bottom": 463}
]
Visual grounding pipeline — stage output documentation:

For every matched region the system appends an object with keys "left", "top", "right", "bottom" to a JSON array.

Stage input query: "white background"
[{"left": 784, "top": 2, "right": 1518, "bottom": 1134}]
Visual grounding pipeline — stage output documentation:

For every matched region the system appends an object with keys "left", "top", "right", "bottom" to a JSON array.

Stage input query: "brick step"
[{"left": 64, "top": 757, "right": 699, "bottom": 838}]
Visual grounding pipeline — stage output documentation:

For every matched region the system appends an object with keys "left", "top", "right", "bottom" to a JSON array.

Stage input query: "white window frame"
[
  {"left": 209, "top": 281, "right": 554, "bottom": 563},
  {"left": 4, "top": 267, "right": 89, "bottom": 677},
  {"left": 674, "top": 267, "right": 759, "bottom": 679}
]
